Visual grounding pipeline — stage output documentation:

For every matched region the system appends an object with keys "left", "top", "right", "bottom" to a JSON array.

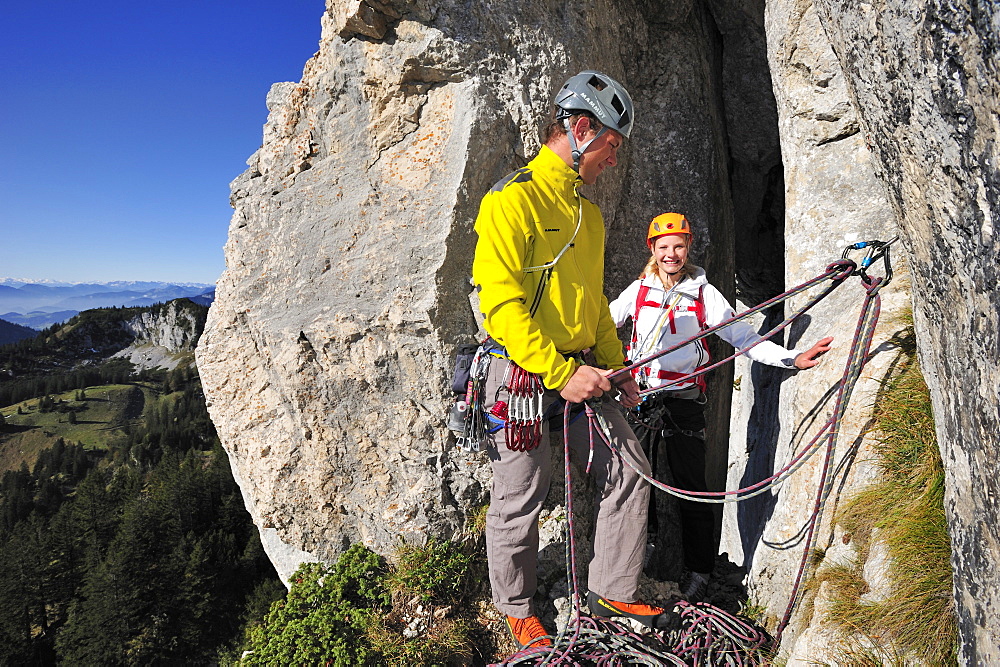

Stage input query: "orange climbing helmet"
[{"left": 646, "top": 213, "right": 691, "bottom": 245}]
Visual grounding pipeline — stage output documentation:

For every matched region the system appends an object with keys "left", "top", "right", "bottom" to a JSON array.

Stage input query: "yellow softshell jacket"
[{"left": 472, "top": 145, "right": 627, "bottom": 391}]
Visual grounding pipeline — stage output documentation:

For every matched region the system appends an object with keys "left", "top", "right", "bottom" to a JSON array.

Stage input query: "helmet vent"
[
  {"left": 619, "top": 108, "right": 630, "bottom": 128},
  {"left": 588, "top": 75, "right": 607, "bottom": 91},
  {"left": 611, "top": 96, "right": 624, "bottom": 114}
]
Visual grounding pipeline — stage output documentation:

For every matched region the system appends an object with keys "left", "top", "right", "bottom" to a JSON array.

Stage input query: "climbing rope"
[
  {"left": 500, "top": 608, "right": 772, "bottom": 666},
  {"left": 773, "top": 271, "right": 883, "bottom": 643},
  {"left": 608, "top": 259, "right": 856, "bottom": 398},
  {"left": 488, "top": 244, "right": 896, "bottom": 664},
  {"left": 591, "top": 270, "right": 885, "bottom": 647},
  {"left": 592, "top": 259, "right": 857, "bottom": 505},
  {"left": 491, "top": 404, "right": 773, "bottom": 666}
]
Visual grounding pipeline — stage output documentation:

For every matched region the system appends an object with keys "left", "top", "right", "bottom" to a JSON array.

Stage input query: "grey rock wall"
[
  {"left": 197, "top": 0, "right": 787, "bottom": 588},
  {"left": 197, "top": 0, "right": 641, "bottom": 583},
  {"left": 197, "top": 0, "right": 998, "bottom": 660},
  {"left": 723, "top": 1, "right": 911, "bottom": 662},
  {"left": 121, "top": 300, "right": 204, "bottom": 352},
  {"left": 808, "top": 1, "right": 999, "bottom": 661},
  {"left": 114, "top": 300, "right": 206, "bottom": 370}
]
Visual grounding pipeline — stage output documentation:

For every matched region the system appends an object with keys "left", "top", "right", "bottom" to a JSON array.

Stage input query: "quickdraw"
[
  {"left": 455, "top": 348, "right": 494, "bottom": 453},
  {"left": 504, "top": 362, "right": 546, "bottom": 451},
  {"left": 841, "top": 236, "right": 898, "bottom": 289}
]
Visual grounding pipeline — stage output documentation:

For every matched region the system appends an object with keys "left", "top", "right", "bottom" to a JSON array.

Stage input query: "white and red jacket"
[{"left": 608, "top": 267, "right": 801, "bottom": 391}]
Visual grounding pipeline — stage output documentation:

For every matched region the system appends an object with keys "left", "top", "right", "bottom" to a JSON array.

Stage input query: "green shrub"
[
  {"left": 242, "top": 544, "right": 390, "bottom": 666},
  {"left": 242, "top": 539, "right": 482, "bottom": 666},
  {"left": 388, "top": 537, "right": 474, "bottom": 604}
]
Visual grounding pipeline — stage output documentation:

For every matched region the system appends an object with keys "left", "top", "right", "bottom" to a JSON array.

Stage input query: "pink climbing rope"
[{"left": 490, "top": 250, "right": 893, "bottom": 664}]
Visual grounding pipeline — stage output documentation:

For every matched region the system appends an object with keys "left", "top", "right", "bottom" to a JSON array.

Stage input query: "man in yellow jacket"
[{"left": 472, "top": 71, "right": 678, "bottom": 650}]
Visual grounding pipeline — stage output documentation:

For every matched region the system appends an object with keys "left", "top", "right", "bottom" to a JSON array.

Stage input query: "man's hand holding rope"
[
  {"left": 559, "top": 365, "right": 611, "bottom": 403},
  {"left": 559, "top": 365, "right": 641, "bottom": 407},
  {"left": 610, "top": 371, "right": 641, "bottom": 408}
]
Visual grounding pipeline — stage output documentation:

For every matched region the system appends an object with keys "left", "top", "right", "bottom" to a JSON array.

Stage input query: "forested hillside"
[
  {"left": 0, "top": 304, "right": 282, "bottom": 664},
  {"left": 0, "top": 318, "right": 35, "bottom": 346}
]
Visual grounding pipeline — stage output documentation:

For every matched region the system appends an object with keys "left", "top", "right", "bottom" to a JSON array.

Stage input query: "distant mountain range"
[{"left": 0, "top": 279, "right": 215, "bottom": 329}]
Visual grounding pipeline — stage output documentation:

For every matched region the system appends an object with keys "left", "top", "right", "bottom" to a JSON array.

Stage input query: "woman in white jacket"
[{"left": 609, "top": 212, "right": 831, "bottom": 602}]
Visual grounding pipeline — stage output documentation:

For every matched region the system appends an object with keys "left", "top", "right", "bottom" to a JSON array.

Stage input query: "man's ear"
[{"left": 571, "top": 115, "right": 593, "bottom": 140}]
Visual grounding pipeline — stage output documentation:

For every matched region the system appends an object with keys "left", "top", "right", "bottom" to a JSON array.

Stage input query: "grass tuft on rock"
[
  {"left": 388, "top": 537, "right": 475, "bottom": 605},
  {"left": 817, "top": 328, "right": 957, "bottom": 664}
]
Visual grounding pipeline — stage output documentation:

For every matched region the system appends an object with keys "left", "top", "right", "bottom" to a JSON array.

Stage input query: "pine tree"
[{"left": 1, "top": 352, "right": 279, "bottom": 663}]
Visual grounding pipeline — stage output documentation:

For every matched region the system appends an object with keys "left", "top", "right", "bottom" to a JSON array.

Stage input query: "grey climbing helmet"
[{"left": 554, "top": 70, "right": 634, "bottom": 139}]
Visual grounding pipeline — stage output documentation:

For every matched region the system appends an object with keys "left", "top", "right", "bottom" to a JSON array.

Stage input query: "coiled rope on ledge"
[
  {"left": 501, "top": 606, "right": 772, "bottom": 666},
  {"left": 490, "top": 248, "right": 893, "bottom": 665},
  {"left": 494, "top": 401, "right": 774, "bottom": 666}
]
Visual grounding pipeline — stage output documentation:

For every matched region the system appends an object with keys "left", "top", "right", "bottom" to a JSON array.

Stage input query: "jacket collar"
[
  {"left": 640, "top": 266, "right": 707, "bottom": 297},
  {"left": 530, "top": 144, "right": 583, "bottom": 191}
]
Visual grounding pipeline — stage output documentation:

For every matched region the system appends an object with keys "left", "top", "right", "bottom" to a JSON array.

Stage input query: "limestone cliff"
[
  {"left": 114, "top": 299, "right": 206, "bottom": 370},
  {"left": 724, "top": 0, "right": 911, "bottom": 660},
  {"left": 197, "top": 0, "right": 998, "bottom": 660},
  {"left": 809, "top": 3, "right": 999, "bottom": 661}
]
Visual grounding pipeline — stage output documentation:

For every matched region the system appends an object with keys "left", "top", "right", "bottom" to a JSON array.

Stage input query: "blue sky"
[{"left": 0, "top": 1, "right": 325, "bottom": 285}]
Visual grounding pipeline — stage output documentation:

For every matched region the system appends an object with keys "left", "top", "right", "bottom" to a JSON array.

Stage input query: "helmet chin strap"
[{"left": 564, "top": 118, "right": 607, "bottom": 172}]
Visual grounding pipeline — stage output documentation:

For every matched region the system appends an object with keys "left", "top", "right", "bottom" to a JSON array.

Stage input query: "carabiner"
[{"left": 841, "top": 236, "right": 898, "bottom": 288}]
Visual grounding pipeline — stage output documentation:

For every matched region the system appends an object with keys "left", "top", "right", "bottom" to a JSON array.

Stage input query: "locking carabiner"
[{"left": 841, "top": 236, "right": 899, "bottom": 289}]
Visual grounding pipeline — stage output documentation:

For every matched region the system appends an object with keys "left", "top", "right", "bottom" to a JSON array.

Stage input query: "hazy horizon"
[{"left": 0, "top": 277, "right": 215, "bottom": 288}]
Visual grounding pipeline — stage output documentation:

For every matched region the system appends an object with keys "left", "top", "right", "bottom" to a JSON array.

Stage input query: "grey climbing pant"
[{"left": 483, "top": 358, "right": 652, "bottom": 618}]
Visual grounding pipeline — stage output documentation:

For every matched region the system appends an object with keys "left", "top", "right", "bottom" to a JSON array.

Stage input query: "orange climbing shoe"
[
  {"left": 505, "top": 614, "right": 553, "bottom": 648},
  {"left": 587, "top": 591, "right": 681, "bottom": 631}
]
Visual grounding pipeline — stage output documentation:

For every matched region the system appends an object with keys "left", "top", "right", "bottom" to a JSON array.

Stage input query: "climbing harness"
[
  {"left": 488, "top": 241, "right": 896, "bottom": 664},
  {"left": 453, "top": 339, "right": 588, "bottom": 453},
  {"left": 612, "top": 259, "right": 856, "bottom": 400},
  {"left": 627, "top": 280, "right": 710, "bottom": 393}
]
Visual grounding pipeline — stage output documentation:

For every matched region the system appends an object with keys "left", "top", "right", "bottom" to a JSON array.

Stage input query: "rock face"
[
  {"left": 125, "top": 300, "right": 204, "bottom": 349},
  {"left": 197, "top": 0, "right": 777, "bottom": 586},
  {"left": 724, "top": 1, "right": 1000, "bottom": 661},
  {"left": 115, "top": 300, "right": 206, "bottom": 370},
  {"left": 197, "top": 0, "right": 998, "bottom": 660},
  {"left": 723, "top": 1, "right": 911, "bottom": 661},
  {"left": 808, "top": 2, "right": 999, "bottom": 662}
]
